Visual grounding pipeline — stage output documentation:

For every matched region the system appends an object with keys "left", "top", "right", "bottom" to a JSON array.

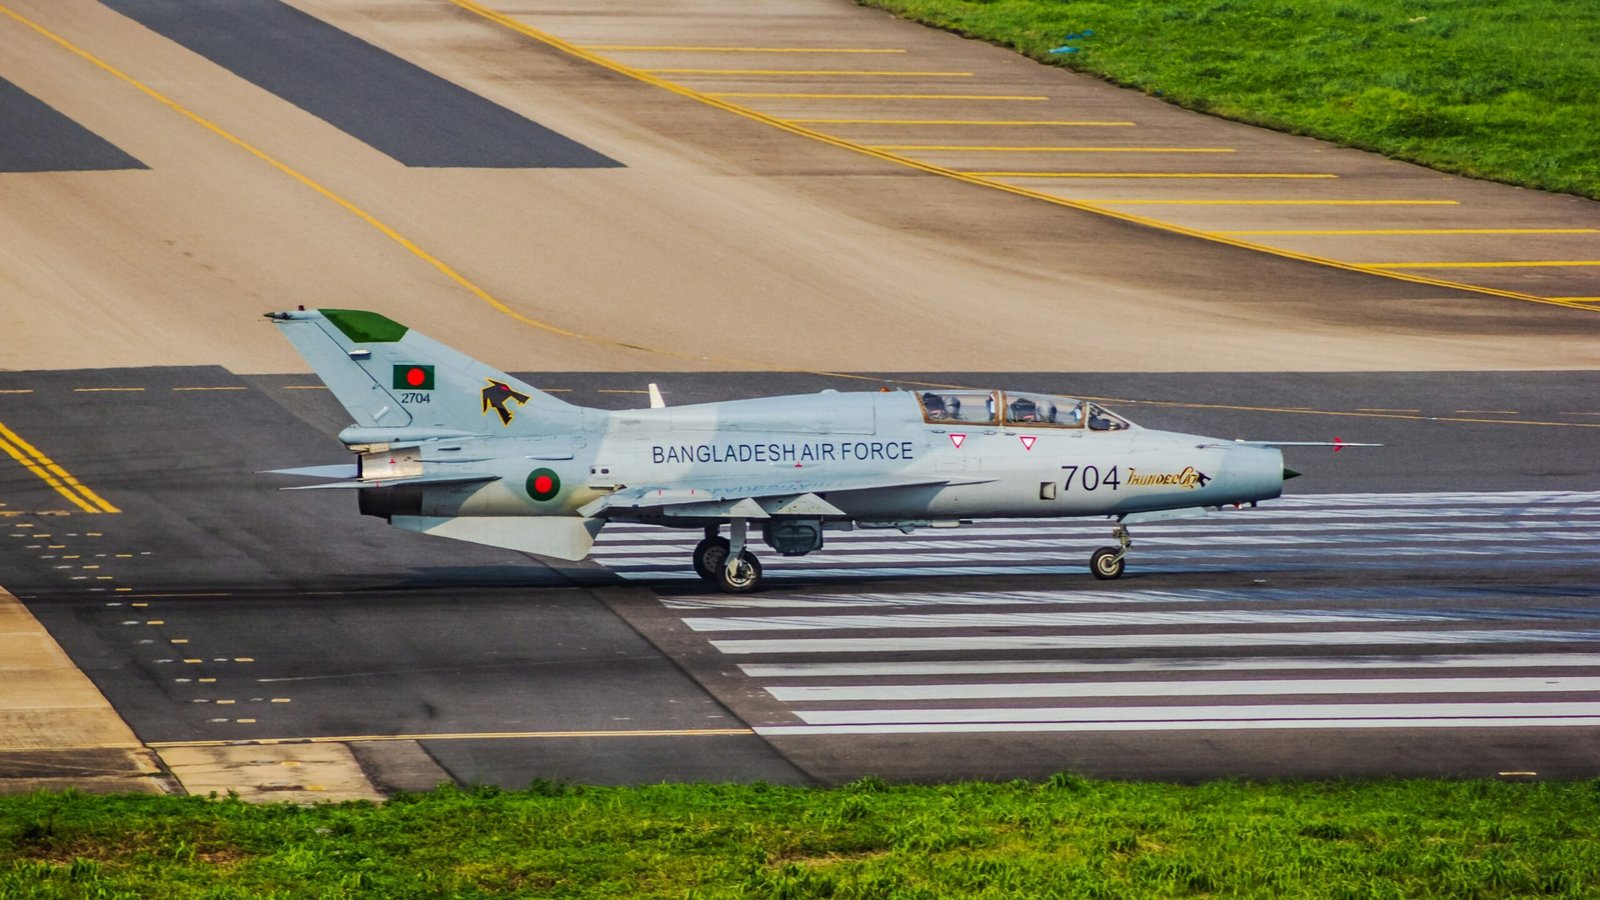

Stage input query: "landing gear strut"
[
  {"left": 1089, "top": 522, "right": 1130, "bottom": 580},
  {"left": 692, "top": 522, "right": 765, "bottom": 593}
]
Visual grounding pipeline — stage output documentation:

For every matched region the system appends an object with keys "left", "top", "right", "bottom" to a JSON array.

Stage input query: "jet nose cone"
[{"left": 1283, "top": 467, "right": 1302, "bottom": 481}]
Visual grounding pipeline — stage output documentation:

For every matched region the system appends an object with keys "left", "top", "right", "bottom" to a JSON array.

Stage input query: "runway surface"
[
  {"left": 1, "top": 0, "right": 1597, "bottom": 375},
  {"left": 1, "top": 371, "right": 1595, "bottom": 785},
  {"left": 1, "top": 0, "right": 1598, "bottom": 790}
]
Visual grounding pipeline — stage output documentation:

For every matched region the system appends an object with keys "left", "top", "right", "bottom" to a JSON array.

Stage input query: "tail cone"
[{"left": 1283, "top": 467, "right": 1302, "bottom": 481}]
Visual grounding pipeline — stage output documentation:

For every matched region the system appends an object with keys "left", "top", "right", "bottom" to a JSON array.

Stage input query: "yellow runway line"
[
  {"left": 1361, "top": 260, "right": 1600, "bottom": 269},
  {"left": 789, "top": 118, "right": 1134, "bottom": 126},
  {"left": 149, "top": 727, "right": 756, "bottom": 748},
  {"left": 973, "top": 171, "right": 1337, "bottom": 179},
  {"left": 643, "top": 68, "right": 973, "bottom": 77},
  {"left": 0, "top": 422, "right": 119, "bottom": 513},
  {"left": 1081, "top": 199, "right": 1460, "bottom": 206},
  {"left": 1549, "top": 297, "right": 1600, "bottom": 302},
  {"left": 73, "top": 387, "right": 144, "bottom": 392},
  {"left": 1215, "top": 228, "right": 1599, "bottom": 236},
  {"left": 582, "top": 45, "right": 907, "bottom": 53},
  {"left": 445, "top": 0, "right": 1587, "bottom": 314},
  {"left": 875, "top": 145, "right": 1233, "bottom": 153},
  {"left": 708, "top": 91, "right": 1047, "bottom": 100},
  {"left": 0, "top": 3, "right": 761, "bottom": 367}
]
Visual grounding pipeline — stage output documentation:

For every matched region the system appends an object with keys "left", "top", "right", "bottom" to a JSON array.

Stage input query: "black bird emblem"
[{"left": 481, "top": 379, "right": 531, "bottom": 425}]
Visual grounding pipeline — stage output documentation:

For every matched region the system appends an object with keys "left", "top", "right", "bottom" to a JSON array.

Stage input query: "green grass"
[
  {"left": 860, "top": 0, "right": 1600, "bottom": 199},
  {"left": 4, "top": 777, "right": 1600, "bottom": 897}
]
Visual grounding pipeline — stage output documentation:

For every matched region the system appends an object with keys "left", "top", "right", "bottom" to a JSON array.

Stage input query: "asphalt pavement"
[{"left": 1, "top": 368, "right": 1595, "bottom": 786}]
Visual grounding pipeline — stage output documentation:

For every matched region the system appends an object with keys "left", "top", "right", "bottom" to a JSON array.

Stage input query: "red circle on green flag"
[
  {"left": 526, "top": 468, "right": 561, "bottom": 501},
  {"left": 405, "top": 367, "right": 426, "bottom": 387}
]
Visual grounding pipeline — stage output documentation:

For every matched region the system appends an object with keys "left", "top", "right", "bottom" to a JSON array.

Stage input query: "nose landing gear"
[
  {"left": 1089, "top": 522, "right": 1130, "bottom": 580},
  {"left": 692, "top": 521, "right": 765, "bottom": 594}
]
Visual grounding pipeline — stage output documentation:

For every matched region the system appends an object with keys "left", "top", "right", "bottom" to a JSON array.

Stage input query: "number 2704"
[
  {"left": 400, "top": 392, "right": 432, "bottom": 404},
  {"left": 1061, "top": 465, "right": 1119, "bottom": 491}
]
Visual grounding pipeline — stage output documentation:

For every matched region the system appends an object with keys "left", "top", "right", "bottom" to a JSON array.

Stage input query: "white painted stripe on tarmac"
[
  {"left": 756, "top": 717, "right": 1600, "bottom": 736},
  {"left": 741, "top": 653, "right": 1600, "bottom": 678},
  {"left": 684, "top": 607, "right": 1600, "bottom": 633},
  {"left": 768, "top": 675, "right": 1600, "bottom": 702},
  {"left": 794, "top": 700, "right": 1600, "bottom": 726},
  {"left": 712, "top": 628, "right": 1600, "bottom": 654}
]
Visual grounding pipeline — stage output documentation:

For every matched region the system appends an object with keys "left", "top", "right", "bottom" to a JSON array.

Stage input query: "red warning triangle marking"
[
  {"left": 1019, "top": 435, "right": 1037, "bottom": 450},
  {"left": 949, "top": 433, "right": 966, "bottom": 449}
]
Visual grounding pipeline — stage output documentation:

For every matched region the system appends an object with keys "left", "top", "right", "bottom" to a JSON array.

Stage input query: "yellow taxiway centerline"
[
  {"left": 642, "top": 68, "right": 974, "bottom": 77},
  {"left": 446, "top": 0, "right": 1591, "bottom": 312},
  {"left": 873, "top": 145, "right": 1235, "bottom": 152},
  {"left": 581, "top": 45, "right": 908, "bottom": 53},
  {"left": 0, "top": 3, "right": 779, "bottom": 367},
  {"left": 1214, "top": 228, "right": 1599, "bottom": 236},
  {"left": 1361, "top": 260, "right": 1600, "bottom": 269},
  {"left": 1081, "top": 199, "right": 1461, "bottom": 206},
  {"left": 707, "top": 91, "right": 1048, "bottom": 100},
  {"left": 788, "top": 118, "right": 1135, "bottom": 125},
  {"left": 971, "top": 171, "right": 1338, "bottom": 179},
  {"left": 0, "top": 422, "right": 119, "bottom": 513},
  {"left": 148, "top": 728, "right": 756, "bottom": 748}
]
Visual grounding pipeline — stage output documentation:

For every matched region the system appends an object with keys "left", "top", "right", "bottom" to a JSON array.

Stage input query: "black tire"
[
  {"left": 692, "top": 537, "right": 731, "bottom": 582},
  {"left": 1090, "top": 546, "right": 1125, "bottom": 580},
  {"left": 716, "top": 551, "right": 764, "bottom": 594}
]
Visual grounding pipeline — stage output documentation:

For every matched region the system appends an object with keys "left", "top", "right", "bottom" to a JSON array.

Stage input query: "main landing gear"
[
  {"left": 693, "top": 522, "right": 764, "bottom": 594},
  {"left": 1089, "top": 522, "right": 1131, "bottom": 580}
]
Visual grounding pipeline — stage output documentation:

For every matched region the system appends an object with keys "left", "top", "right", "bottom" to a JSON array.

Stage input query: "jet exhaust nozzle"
[{"left": 1283, "top": 467, "right": 1302, "bottom": 481}]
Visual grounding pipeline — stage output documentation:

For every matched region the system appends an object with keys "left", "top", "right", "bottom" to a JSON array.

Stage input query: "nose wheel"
[
  {"left": 693, "top": 521, "right": 766, "bottom": 593},
  {"left": 1089, "top": 523, "right": 1131, "bottom": 580}
]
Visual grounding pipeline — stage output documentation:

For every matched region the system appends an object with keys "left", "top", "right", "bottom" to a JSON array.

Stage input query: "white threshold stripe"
[
  {"left": 595, "top": 510, "right": 1600, "bottom": 545},
  {"left": 768, "top": 675, "right": 1600, "bottom": 702},
  {"left": 598, "top": 543, "right": 1600, "bottom": 568},
  {"left": 683, "top": 607, "right": 1600, "bottom": 633},
  {"left": 711, "top": 628, "right": 1600, "bottom": 654},
  {"left": 666, "top": 585, "right": 1598, "bottom": 610},
  {"left": 592, "top": 530, "right": 1600, "bottom": 556},
  {"left": 756, "top": 717, "right": 1600, "bottom": 736},
  {"left": 741, "top": 653, "right": 1600, "bottom": 678},
  {"left": 795, "top": 700, "right": 1600, "bottom": 726}
]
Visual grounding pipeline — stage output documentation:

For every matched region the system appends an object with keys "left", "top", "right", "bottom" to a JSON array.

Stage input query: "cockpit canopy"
[{"left": 917, "top": 390, "right": 1131, "bottom": 431}]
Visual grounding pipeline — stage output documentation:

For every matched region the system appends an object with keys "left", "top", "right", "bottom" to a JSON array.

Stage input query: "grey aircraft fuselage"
[{"left": 268, "top": 307, "right": 1293, "bottom": 592}]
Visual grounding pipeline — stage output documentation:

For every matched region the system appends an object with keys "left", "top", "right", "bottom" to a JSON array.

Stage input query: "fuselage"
[{"left": 358, "top": 389, "right": 1285, "bottom": 527}]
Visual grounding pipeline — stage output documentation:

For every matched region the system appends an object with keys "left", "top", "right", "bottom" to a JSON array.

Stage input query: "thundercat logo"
[
  {"left": 481, "top": 379, "right": 531, "bottom": 426},
  {"left": 1127, "top": 466, "right": 1211, "bottom": 489}
]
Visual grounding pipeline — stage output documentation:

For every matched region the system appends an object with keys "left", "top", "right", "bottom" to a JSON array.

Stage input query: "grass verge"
[
  {"left": 860, "top": 0, "right": 1600, "bottom": 200},
  {"left": 3, "top": 776, "right": 1599, "bottom": 897}
]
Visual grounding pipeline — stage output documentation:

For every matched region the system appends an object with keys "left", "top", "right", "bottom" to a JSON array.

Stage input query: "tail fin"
[{"left": 267, "top": 308, "right": 583, "bottom": 439}]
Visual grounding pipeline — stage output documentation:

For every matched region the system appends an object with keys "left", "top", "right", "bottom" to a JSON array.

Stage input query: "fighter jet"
[{"left": 266, "top": 308, "right": 1337, "bottom": 593}]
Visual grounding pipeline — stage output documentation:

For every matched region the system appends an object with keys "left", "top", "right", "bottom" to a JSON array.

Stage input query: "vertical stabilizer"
[{"left": 267, "top": 308, "right": 584, "bottom": 436}]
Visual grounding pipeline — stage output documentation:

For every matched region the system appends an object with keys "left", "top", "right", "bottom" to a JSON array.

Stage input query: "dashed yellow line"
[
  {"left": 1081, "top": 199, "right": 1460, "bottom": 206},
  {"left": 0, "top": 389, "right": 32, "bottom": 395},
  {"left": 874, "top": 145, "right": 1234, "bottom": 153},
  {"left": 0, "top": 3, "right": 711, "bottom": 364},
  {"left": 971, "top": 171, "right": 1338, "bottom": 179},
  {"left": 172, "top": 386, "right": 249, "bottom": 392},
  {"left": 707, "top": 91, "right": 1047, "bottom": 100},
  {"left": 1362, "top": 260, "right": 1600, "bottom": 269},
  {"left": 0, "top": 421, "right": 119, "bottom": 513},
  {"left": 432, "top": 1, "right": 1594, "bottom": 313},
  {"left": 643, "top": 68, "right": 973, "bottom": 77},
  {"left": 281, "top": 385, "right": 329, "bottom": 390},
  {"left": 1215, "top": 228, "right": 1599, "bottom": 236},
  {"left": 148, "top": 727, "right": 755, "bottom": 748},
  {"left": 73, "top": 387, "right": 144, "bottom": 393},
  {"left": 582, "top": 45, "right": 907, "bottom": 53},
  {"left": 789, "top": 118, "right": 1133, "bottom": 126}
]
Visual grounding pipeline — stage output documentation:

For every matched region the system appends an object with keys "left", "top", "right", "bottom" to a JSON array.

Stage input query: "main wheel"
[
  {"left": 1090, "top": 546, "right": 1125, "bottom": 580},
  {"left": 692, "top": 537, "right": 731, "bottom": 582},
  {"left": 717, "top": 552, "right": 764, "bottom": 594}
]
